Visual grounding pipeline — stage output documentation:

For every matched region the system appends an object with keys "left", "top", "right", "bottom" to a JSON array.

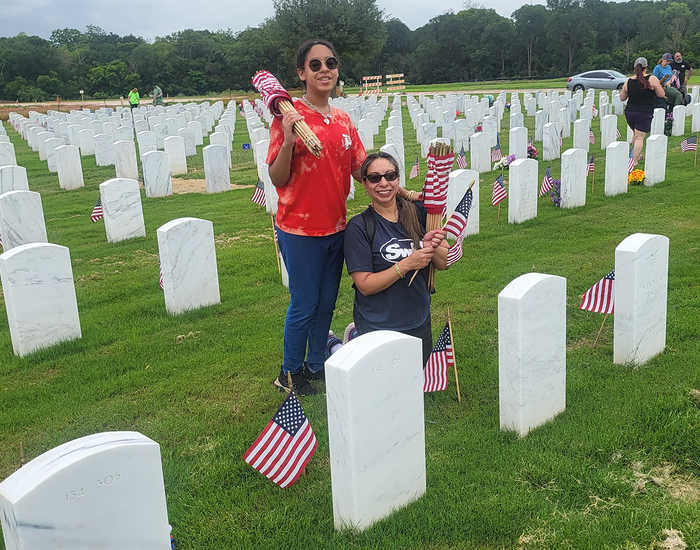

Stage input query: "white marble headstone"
[
  {"left": 509, "top": 126, "right": 527, "bottom": 160},
  {"left": 114, "top": 140, "right": 139, "bottom": 181},
  {"left": 614, "top": 233, "right": 669, "bottom": 366},
  {"left": 56, "top": 145, "right": 84, "bottom": 190},
  {"left": 325, "top": 330, "right": 425, "bottom": 531},
  {"left": 572, "top": 119, "right": 590, "bottom": 152},
  {"left": 644, "top": 134, "right": 667, "bottom": 186},
  {"left": 157, "top": 217, "right": 220, "bottom": 315},
  {"left": 0, "top": 143, "right": 16, "bottom": 166},
  {"left": 0, "top": 190, "right": 48, "bottom": 250},
  {"left": 0, "top": 243, "right": 81, "bottom": 357},
  {"left": 0, "top": 431, "right": 171, "bottom": 549},
  {"left": 470, "top": 132, "right": 490, "bottom": 173},
  {"left": 604, "top": 141, "right": 629, "bottom": 197},
  {"left": 600, "top": 114, "right": 617, "bottom": 150},
  {"left": 164, "top": 136, "right": 187, "bottom": 175},
  {"left": 0, "top": 166, "right": 29, "bottom": 194},
  {"left": 99, "top": 178, "right": 146, "bottom": 243},
  {"left": 499, "top": 273, "right": 566, "bottom": 437},
  {"left": 650, "top": 108, "right": 665, "bottom": 136},
  {"left": 508, "top": 158, "right": 538, "bottom": 224},
  {"left": 142, "top": 151, "right": 172, "bottom": 198},
  {"left": 671, "top": 105, "right": 686, "bottom": 136},
  {"left": 560, "top": 148, "right": 586, "bottom": 208},
  {"left": 542, "top": 123, "right": 560, "bottom": 161},
  {"left": 203, "top": 144, "right": 230, "bottom": 193}
]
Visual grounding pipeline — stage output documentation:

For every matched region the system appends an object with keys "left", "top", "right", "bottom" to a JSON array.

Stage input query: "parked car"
[{"left": 566, "top": 70, "right": 627, "bottom": 91}]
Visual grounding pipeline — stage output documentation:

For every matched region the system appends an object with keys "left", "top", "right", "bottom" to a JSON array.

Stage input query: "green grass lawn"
[{"left": 0, "top": 94, "right": 698, "bottom": 549}]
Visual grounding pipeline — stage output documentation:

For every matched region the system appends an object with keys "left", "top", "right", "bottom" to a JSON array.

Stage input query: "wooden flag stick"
[
  {"left": 447, "top": 308, "right": 461, "bottom": 404},
  {"left": 592, "top": 313, "right": 609, "bottom": 348},
  {"left": 695, "top": 134, "right": 698, "bottom": 168},
  {"left": 271, "top": 215, "right": 281, "bottom": 273},
  {"left": 19, "top": 442, "right": 25, "bottom": 467},
  {"left": 497, "top": 203, "right": 501, "bottom": 222}
]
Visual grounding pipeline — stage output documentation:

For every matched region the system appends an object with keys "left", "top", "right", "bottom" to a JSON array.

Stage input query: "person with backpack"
[{"left": 344, "top": 151, "right": 449, "bottom": 366}]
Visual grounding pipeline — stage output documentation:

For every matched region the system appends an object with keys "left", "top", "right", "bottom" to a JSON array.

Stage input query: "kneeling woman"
[{"left": 344, "top": 152, "right": 449, "bottom": 365}]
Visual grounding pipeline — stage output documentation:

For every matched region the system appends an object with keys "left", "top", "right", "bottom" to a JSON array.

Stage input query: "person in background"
[
  {"left": 267, "top": 38, "right": 366, "bottom": 395},
  {"left": 671, "top": 52, "right": 692, "bottom": 100},
  {"left": 128, "top": 88, "right": 139, "bottom": 109},
  {"left": 652, "top": 53, "right": 683, "bottom": 109},
  {"left": 620, "top": 57, "right": 665, "bottom": 164},
  {"left": 151, "top": 85, "right": 163, "bottom": 106},
  {"left": 344, "top": 151, "right": 448, "bottom": 366}
]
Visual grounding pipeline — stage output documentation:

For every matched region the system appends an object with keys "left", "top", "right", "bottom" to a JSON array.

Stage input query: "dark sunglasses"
[
  {"left": 365, "top": 171, "right": 399, "bottom": 184},
  {"left": 308, "top": 57, "right": 338, "bottom": 72}
]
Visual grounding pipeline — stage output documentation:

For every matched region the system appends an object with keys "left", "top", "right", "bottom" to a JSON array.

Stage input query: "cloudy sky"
[{"left": 1, "top": 0, "right": 546, "bottom": 40}]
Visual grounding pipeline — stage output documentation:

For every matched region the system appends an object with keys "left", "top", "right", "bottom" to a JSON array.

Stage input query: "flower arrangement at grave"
[
  {"left": 527, "top": 144, "right": 538, "bottom": 159},
  {"left": 664, "top": 112, "right": 673, "bottom": 137},
  {"left": 628, "top": 169, "right": 645, "bottom": 185},
  {"left": 493, "top": 153, "right": 516, "bottom": 171},
  {"left": 549, "top": 179, "right": 562, "bottom": 207}
]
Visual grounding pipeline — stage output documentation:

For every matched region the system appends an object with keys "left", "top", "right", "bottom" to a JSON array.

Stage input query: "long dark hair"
[
  {"left": 361, "top": 152, "right": 424, "bottom": 249},
  {"left": 634, "top": 63, "right": 651, "bottom": 90}
]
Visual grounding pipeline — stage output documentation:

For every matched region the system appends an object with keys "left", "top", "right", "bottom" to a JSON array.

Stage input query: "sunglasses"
[
  {"left": 365, "top": 171, "right": 399, "bottom": 184},
  {"left": 308, "top": 57, "right": 338, "bottom": 72}
]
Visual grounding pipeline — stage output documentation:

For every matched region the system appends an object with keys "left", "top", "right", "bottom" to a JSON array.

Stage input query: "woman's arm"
[
  {"left": 268, "top": 110, "right": 304, "bottom": 188},
  {"left": 649, "top": 76, "right": 666, "bottom": 98},
  {"left": 351, "top": 246, "right": 435, "bottom": 296},
  {"left": 619, "top": 80, "right": 629, "bottom": 101}
]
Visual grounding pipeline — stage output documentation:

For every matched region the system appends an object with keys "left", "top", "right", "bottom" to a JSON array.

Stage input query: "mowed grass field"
[{"left": 0, "top": 93, "right": 698, "bottom": 549}]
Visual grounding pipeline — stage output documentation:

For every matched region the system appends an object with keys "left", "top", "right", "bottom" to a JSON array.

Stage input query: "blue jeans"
[{"left": 276, "top": 228, "right": 344, "bottom": 375}]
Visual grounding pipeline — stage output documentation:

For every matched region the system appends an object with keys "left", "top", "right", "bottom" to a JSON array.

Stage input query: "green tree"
[{"left": 513, "top": 5, "right": 548, "bottom": 78}]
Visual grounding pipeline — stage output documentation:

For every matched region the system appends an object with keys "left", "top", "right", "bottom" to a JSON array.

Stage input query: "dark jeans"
[
  {"left": 276, "top": 228, "right": 344, "bottom": 375},
  {"left": 355, "top": 314, "right": 433, "bottom": 367}
]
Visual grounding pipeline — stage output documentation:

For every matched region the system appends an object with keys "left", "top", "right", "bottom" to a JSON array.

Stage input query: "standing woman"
[
  {"left": 620, "top": 57, "right": 665, "bottom": 164},
  {"left": 267, "top": 39, "right": 366, "bottom": 395}
]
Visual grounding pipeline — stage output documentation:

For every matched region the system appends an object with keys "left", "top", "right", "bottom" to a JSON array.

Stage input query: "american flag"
[
  {"left": 491, "top": 175, "right": 507, "bottom": 206},
  {"left": 90, "top": 198, "right": 104, "bottom": 223},
  {"left": 251, "top": 178, "right": 266, "bottom": 207},
  {"left": 592, "top": 105, "right": 598, "bottom": 118},
  {"left": 587, "top": 156, "right": 595, "bottom": 175},
  {"left": 491, "top": 134, "right": 503, "bottom": 162},
  {"left": 159, "top": 267, "right": 164, "bottom": 290},
  {"left": 616, "top": 127, "right": 621, "bottom": 139},
  {"left": 579, "top": 270, "right": 615, "bottom": 314},
  {"left": 628, "top": 151, "right": 636, "bottom": 173},
  {"left": 251, "top": 70, "right": 293, "bottom": 117},
  {"left": 446, "top": 236, "right": 464, "bottom": 267},
  {"left": 242, "top": 392, "right": 317, "bottom": 488},
  {"left": 443, "top": 188, "right": 472, "bottom": 239},
  {"left": 409, "top": 156, "right": 419, "bottom": 179},
  {"left": 539, "top": 166, "right": 554, "bottom": 197},
  {"left": 423, "top": 322, "right": 454, "bottom": 392},
  {"left": 680, "top": 136, "right": 697, "bottom": 152},
  {"left": 0, "top": 233, "right": 3, "bottom": 249},
  {"left": 456, "top": 146, "right": 467, "bottom": 169},
  {"left": 589, "top": 129, "right": 595, "bottom": 144}
]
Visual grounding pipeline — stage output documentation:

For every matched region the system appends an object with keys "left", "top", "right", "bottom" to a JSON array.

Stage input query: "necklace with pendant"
[{"left": 302, "top": 96, "right": 332, "bottom": 125}]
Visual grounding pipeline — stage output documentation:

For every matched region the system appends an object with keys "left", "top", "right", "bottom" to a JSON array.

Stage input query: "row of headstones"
[
  {"left": 0, "top": 232, "right": 669, "bottom": 546},
  {"left": 0, "top": 207, "right": 221, "bottom": 357},
  {"left": 7, "top": 104, "right": 238, "bottom": 197}
]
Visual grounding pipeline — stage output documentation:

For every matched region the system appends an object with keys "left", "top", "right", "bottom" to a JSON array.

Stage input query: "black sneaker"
[
  {"left": 302, "top": 362, "right": 325, "bottom": 381},
  {"left": 273, "top": 367, "right": 317, "bottom": 396}
]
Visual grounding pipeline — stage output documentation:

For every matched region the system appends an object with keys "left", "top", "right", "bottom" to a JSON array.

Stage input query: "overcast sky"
[{"left": 1, "top": 0, "right": 546, "bottom": 40}]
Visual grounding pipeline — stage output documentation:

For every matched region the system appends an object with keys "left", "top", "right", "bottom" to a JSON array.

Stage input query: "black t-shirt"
[
  {"left": 344, "top": 203, "right": 431, "bottom": 332},
  {"left": 671, "top": 60, "right": 692, "bottom": 84}
]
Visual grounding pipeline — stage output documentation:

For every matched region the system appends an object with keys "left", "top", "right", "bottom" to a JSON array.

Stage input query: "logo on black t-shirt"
[{"left": 380, "top": 238, "right": 414, "bottom": 262}]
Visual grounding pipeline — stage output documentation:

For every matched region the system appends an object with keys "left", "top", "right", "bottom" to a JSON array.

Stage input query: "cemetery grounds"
[{"left": 0, "top": 86, "right": 698, "bottom": 549}]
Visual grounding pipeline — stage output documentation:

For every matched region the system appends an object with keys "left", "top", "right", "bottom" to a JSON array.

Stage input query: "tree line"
[{"left": 0, "top": 0, "right": 698, "bottom": 102}]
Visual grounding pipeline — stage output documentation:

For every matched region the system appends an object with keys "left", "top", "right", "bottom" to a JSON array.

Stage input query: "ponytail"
[{"left": 634, "top": 64, "right": 651, "bottom": 90}]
